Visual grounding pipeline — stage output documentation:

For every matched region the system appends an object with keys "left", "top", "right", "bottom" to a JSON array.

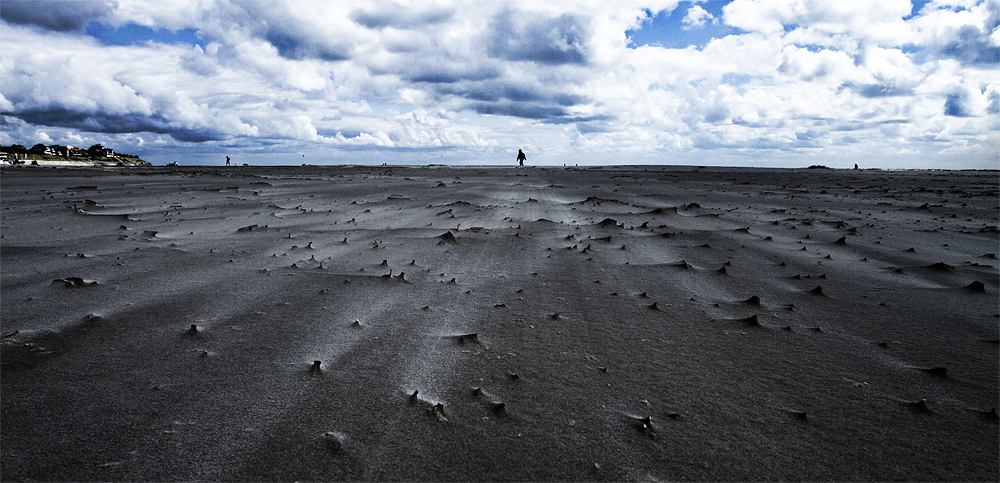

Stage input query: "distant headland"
[{"left": 2, "top": 143, "right": 147, "bottom": 166}]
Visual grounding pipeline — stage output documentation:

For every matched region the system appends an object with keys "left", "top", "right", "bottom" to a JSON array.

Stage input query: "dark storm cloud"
[
  {"left": 407, "top": 71, "right": 484, "bottom": 84},
  {"left": 486, "top": 8, "right": 589, "bottom": 65},
  {"left": 987, "top": 91, "right": 1000, "bottom": 114},
  {"left": 263, "top": 27, "right": 351, "bottom": 62},
  {"left": 702, "top": 105, "right": 730, "bottom": 123},
  {"left": 574, "top": 121, "right": 612, "bottom": 134},
  {"left": 393, "top": 64, "right": 503, "bottom": 84},
  {"left": 317, "top": 128, "right": 359, "bottom": 138},
  {"left": 349, "top": 4, "right": 455, "bottom": 30},
  {"left": 0, "top": 0, "right": 110, "bottom": 31},
  {"left": 437, "top": 82, "right": 588, "bottom": 105},
  {"left": 12, "top": 108, "right": 226, "bottom": 142},
  {"left": 429, "top": 79, "right": 592, "bottom": 122},
  {"left": 842, "top": 82, "right": 915, "bottom": 98},
  {"left": 943, "top": 92, "right": 971, "bottom": 117},
  {"left": 469, "top": 99, "right": 610, "bottom": 125},
  {"left": 911, "top": 134, "right": 954, "bottom": 143},
  {"left": 939, "top": 25, "right": 1000, "bottom": 66},
  {"left": 938, "top": 1, "right": 1000, "bottom": 66},
  {"left": 544, "top": 114, "right": 612, "bottom": 125},
  {"left": 231, "top": 1, "right": 352, "bottom": 62},
  {"left": 795, "top": 130, "right": 823, "bottom": 140},
  {"left": 833, "top": 119, "right": 910, "bottom": 132},
  {"left": 471, "top": 102, "right": 568, "bottom": 119},
  {"left": 693, "top": 136, "right": 795, "bottom": 151}
]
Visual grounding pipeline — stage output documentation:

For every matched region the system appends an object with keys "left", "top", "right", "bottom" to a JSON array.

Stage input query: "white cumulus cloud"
[
  {"left": 0, "top": 0, "right": 995, "bottom": 168},
  {"left": 683, "top": 5, "right": 715, "bottom": 29}
]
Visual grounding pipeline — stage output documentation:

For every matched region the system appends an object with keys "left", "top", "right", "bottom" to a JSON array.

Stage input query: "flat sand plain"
[{"left": 2, "top": 165, "right": 997, "bottom": 481}]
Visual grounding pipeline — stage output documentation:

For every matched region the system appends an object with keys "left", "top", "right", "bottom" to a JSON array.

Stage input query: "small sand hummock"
[{"left": 1, "top": 165, "right": 996, "bottom": 482}]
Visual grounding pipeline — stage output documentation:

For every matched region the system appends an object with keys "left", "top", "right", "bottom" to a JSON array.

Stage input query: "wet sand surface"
[{"left": 2, "top": 165, "right": 997, "bottom": 481}]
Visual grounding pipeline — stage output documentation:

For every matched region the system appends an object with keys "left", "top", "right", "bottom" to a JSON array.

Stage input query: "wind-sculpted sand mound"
[{"left": 1, "top": 165, "right": 997, "bottom": 481}]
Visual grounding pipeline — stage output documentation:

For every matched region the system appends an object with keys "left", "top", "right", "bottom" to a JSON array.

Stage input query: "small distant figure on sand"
[
  {"left": 854, "top": 163, "right": 859, "bottom": 170},
  {"left": 226, "top": 156, "right": 231, "bottom": 167},
  {"left": 517, "top": 149, "right": 526, "bottom": 166}
]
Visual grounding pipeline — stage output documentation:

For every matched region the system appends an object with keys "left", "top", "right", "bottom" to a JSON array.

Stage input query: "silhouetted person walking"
[
  {"left": 517, "top": 149, "right": 526, "bottom": 166},
  {"left": 226, "top": 156, "right": 231, "bottom": 167}
]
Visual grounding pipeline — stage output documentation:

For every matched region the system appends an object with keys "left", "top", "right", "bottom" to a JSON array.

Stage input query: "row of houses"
[{"left": 2, "top": 143, "right": 115, "bottom": 159}]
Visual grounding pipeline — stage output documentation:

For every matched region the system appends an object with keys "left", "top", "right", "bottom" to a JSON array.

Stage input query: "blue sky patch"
[
  {"left": 86, "top": 22, "right": 202, "bottom": 47},
  {"left": 626, "top": 0, "right": 742, "bottom": 49},
  {"left": 905, "top": 0, "right": 934, "bottom": 19},
  {"left": 720, "top": 72, "right": 752, "bottom": 85}
]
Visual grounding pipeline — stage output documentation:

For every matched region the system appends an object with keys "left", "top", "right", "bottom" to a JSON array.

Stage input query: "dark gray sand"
[{"left": 2, "top": 165, "right": 997, "bottom": 481}]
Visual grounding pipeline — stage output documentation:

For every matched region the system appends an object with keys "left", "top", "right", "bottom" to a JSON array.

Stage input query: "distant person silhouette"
[
  {"left": 226, "top": 156, "right": 231, "bottom": 166},
  {"left": 517, "top": 149, "right": 526, "bottom": 166}
]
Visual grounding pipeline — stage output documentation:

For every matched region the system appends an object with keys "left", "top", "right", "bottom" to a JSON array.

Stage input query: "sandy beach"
[{"left": 2, "top": 164, "right": 997, "bottom": 481}]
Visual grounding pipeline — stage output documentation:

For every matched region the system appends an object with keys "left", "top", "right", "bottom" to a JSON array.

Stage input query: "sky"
[{"left": 1, "top": 0, "right": 998, "bottom": 168}]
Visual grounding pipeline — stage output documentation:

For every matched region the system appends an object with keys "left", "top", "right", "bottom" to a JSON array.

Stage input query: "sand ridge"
[{"left": 1, "top": 165, "right": 997, "bottom": 481}]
